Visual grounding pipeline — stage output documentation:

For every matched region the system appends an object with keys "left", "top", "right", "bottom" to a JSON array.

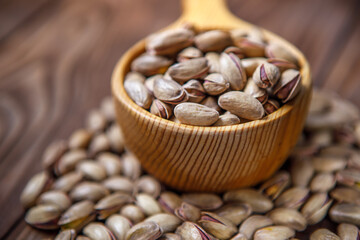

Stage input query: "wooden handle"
[{"left": 180, "top": 0, "right": 246, "bottom": 28}]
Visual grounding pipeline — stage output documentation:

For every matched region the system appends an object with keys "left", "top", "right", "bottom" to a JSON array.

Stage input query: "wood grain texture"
[
  {"left": 0, "top": 0, "right": 359, "bottom": 239},
  {"left": 112, "top": 0, "right": 312, "bottom": 192}
]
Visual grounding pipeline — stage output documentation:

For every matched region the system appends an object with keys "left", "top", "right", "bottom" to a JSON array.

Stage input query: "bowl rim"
[{"left": 112, "top": 27, "right": 311, "bottom": 133}]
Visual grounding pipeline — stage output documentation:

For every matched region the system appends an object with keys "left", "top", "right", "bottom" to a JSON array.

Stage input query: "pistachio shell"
[
  {"left": 126, "top": 221, "right": 162, "bottom": 240},
  {"left": 83, "top": 222, "right": 116, "bottom": 240},
  {"left": 122, "top": 152, "right": 142, "bottom": 180},
  {"left": 95, "top": 193, "right": 133, "bottom": 220},
  {"left": 37, "top": 190, "right": 72, "bottom": 211},
  {"left": 53, "top": 172, "right": 83, "bottom": 193},
  {"left": 88, "top": 133, "right": 111, "bottom": 157},
  {"left": 124, "top": 76, "right": 153, "bottom": 109},
  {"left": 259, "top": 171, "right": 290, "bottom": 200},
  {"left": 97, "top": 152, "right": 122, "bottom": 176},
  {"left": 70, "top": 182, "right": 109, "bottom": 202},
  {"left": 301, "top": 193, "right": 333, "bottom": 225},
  {"left": 310, "top": 172, "right": 336, "bottom": 192},
  {"left": 337, "top": 223, "right": 360, "bottom": 240},
  {"left": 182, "top": 79, "right": 206, "bottom": 103},
  {"left": 241, "top": 58, "right": 267, "bottom": 77},
  {"left": 56, "top": 149, "right": 87, "bottom": 176},
  {"left": 273, "top": 69, "right": 301, "bottom": 103},
  {"left": 201, "top": 96, "right": 222, "bottom": 112},
  {"left": 263, "top": 99, "right": 280, "bottom": 115},
  {"left": 267, "top": 58, "right": 298, "bottom": 72},
  {"left": 58, "top": 200, "right": 95, "bottom": 231},
  {"left": 215, "top": 203, "right": 252, "bottom": 225},
  {"left": 178, "top": 47, "right": 203, "bottom": 62},
  {"left": 220, "top": 52, "right": 247, "bottom": 90},
  {"left": 42, "top": 140, "right": 68, "bottom": 171},
  {"left": 175, "top": 221, "right": 214, "bottom": 240},
  {"left": 254, "top": 225, "right": 295, "bottom": 240},
  {"left": 145, "top": 213, "right": 182, "bottom": 233},
  {"left": 86, "top": 110, "right": 107, "bottom": 133},
  {"left": 239, "top": 215, "right": 273, "bottom": 239},
  {"left": 100, "top": 96, "right": 116, "bottom": 122},
  {"left": 103, "top": 176, "right": 134, "bottom": 194},
  {"left": 310, "top": 228, "right": 340, "bottom": 240},
  {"left": 267, "top": 208, "right": 307, "bottom": 231},
  {"left": 131, "top": 54, "right": 173, "bottom": 76},
  {"left": 150, "top": 99, "right": 173, "bottom": 119},
  {"left": 195, "top": 30, "right": 232, "bottom": 52},
  {"left": 174, "top": 103, "right": 219, "bottom": 126},
  {"left": 68, "top": 129, "right": 93, "bottom": 149},
  {"left": 25, "top": 204, "right": 62, "bottom": 230},
  {"left": 329, "top": 203, "right": 360, "bottom": 226},
  {"left": 290, "top": 158, "right": 314, "bottom": 187},
  {"left": 120, "top": 204, "right": 146, "bottom": 224},
  {"left": 265, "top": 43, "right": 298, "bottom": 65},
  {"left": 136, "top": 193, "right": 162, "bottom": 216},
  {"left": 275, "top": 187, "right": 309, "bottom": 209},
  {"left": 330, "top": 187, "right": 360, "bottom": 205},
  {"left": 55, "top": 229, "right": 76, "bottom": 240},
  {"left": 252, "top": 62, "right": 280, "bottom": 88},
  {"left": 158, "top": 191, "right": 182, "bottom": 214},
  {"left": 182, "top": 193, "right": 223, "bottom": 210},
  {"left": 213, "top": 112, "right": 241, "bottom": 126},
  {"left": 203, "top": 73, "right": 229, "bottom": 96},
  {"left": 106, "top": 123, "right": 125, "bottom": 153},
  {"left": 134, "top": 175, "right": 162, "bottom": 198},
  {"left": 105, "top": 214, "right": 132, "bottom": 240},
  {"left": 311, "top": 156, "right": 347, "bottom": 172},
  {"left": 244, "top": 78, "right": 268, "bottom": 104},
  {"left": 153, "top": 77, "right": 188, "bottom": 104},
  {"left": 76, "top": 160, "right": 107, "bottom": 181},
  {"left": 168, "top": 58, "right": 209, "bottom": 83},
  {"left": 174, "top": 202, "right": 201, "bottom": 222},
  {"left": 205, "top": 52, "right": 221, "bottom": 73},
  {"left": 199, "top": 211, "right": 237, "bottom": 239}
]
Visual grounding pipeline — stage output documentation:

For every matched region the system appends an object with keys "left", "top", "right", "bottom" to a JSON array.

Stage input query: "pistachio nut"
[
  {"left": 105, "top": 214, "right": 132, "bottom": 240},
  {"left": 88, "top": 133, "right": 111, "bottom": 157},
  {"left": 136, "top": 193, "right": 162, "bottom": 216},
  {"left": 244, "top": 78, "right": 268, "bottom": 104},
  {"left": 95, "top": 193, "right": 133, "bottom": 220},
  {"left": 205, "top": 52, "right": 221, "bottom": 73},
  {"left": 53, "top": 172, "right": 83, "bottom": 193},
  {"left": 86, "top": 110, "right": 107, "bottom": 133},
  {"left": 330, "top": 187, "right": 360, "bottom": 205},
  {"left": 337, "top": 223, "right": 360, "bottom": 240},
  {"left": 124, "top": 76, "right": 153, "bottom": 109},
  {"left": 199, "top": 211, "right": 237, "bottom": 239},
  {"left": 83, "top": 223, "right": 116, "bottom": 240},
  {"left": 134, "top": 175, "right": 162, "bottom": 198},
  {"left": 25, "top": 204, "right": 62, "bottom": 230},
  {"left": 122, "top": 152, "right": 142, "bottom": 180},
  {"left": 177, "top": 47, "right": 203, "bottom": 62},
  {"left": 68, "top": 129, "right": 92, "bottom": 150},
  {"left": 254, "top": 225, "right": 295, "bottom": 240},
  {"left": 195, "top": 30, "right": 232, "bottom": 52},
  {"left": 21, "top": 171, "right": 53, "bottom": 209},
  {"left": 252, "top": 62, "right": 280, "bottom": 88},
  {"left": 126, "top": 221, "right": 162, "bottom": 240},
  {"left": 130, "top": 54, "right": 173, "bottom": 76},
  {"left": 70, "top": 181, "right": 109, "bottom": 202},
  {"left": 146, "top": 28, "right": 194, "bottom": 55},
  {"left": 174, "top": 202, "right": 201, "bottom": 222},
  {"left": 182, "top": 79, "right": 206, "bottom": 103},
  {"left": 224, "top": 46, "right": 246, "bottom": 59},
  {"left": 175, "top": 221, "right": 214, "bottom": 240},
  {"left": 215, "top": 203, "right": 252, "bottom": 225},
  {"left": 265, "top": 42, "right": 298, "bottom": 65},
  {"left": 56, "top": 149, "right": 87, "bottom": 176},
  {"left": 42, "top": 140, "right": 68, "bottom": 171},
  {"left": 153, "top": 77, "right": 188, "bottom": 104},
  {"left": 145, "top": 213, "right": 182, "bottom": 233},
  {"left": 239, "top": 215, "right": 273, "bottom": 239},
  {"left": 259, "top": 171, "right": 290, "bottom": 200},
  {"left": 263, "top": 99, "right": 280, "bottom": 115},
  {"left": 182, "top": 193, "right": 223, "bottom": 210},
  {"left": 97, "top": 152, "right": 122, "bottom": 176},
  {"left": 218, "top": 91, "right": 264, "bottom": 120},
  {"left": 275, "top": 187, "right": 309, "bottom": 209},
  {"left": 150, "top": 99, "right": 173, "bottom": 119},
  {"left": 267, "top": 208, "right": 307, "bottom": 231},
  {"left": 213, "top": 112, "right": 241, "bottom": 126},
  {"left": 301, "top": 193, "right": 333, "bottom": 225},
  {"left": 329, "top": 203, "right": 360, "bottom": 226},
  {"left": 310, "top": 228, "right": 340, "bottom": 240},
  {"left": 290, "top": 158, "right": 314, "bottom": 187},
  {"left": 220, "top": 52, "right": 247, "bottom": 90},
  {"left": 234, "top": 36, "right": 265, "bottom": 58},
  {"left": 76, "top": 160, "right": 107, "bottom": 181},
  {"left": 58, "top": 200, "right": 95, "bottom": 231},
  {"left": 174, "top": 102, "right": 219, "bottom": 126},
  {"left": 310, "top": 172, "right": 336, "bottom": 192},
  {"left": 37, "top": 190, "right": 72, "bottom": 211},
  {"left": 203, "top": 73, "right": 229, "bottom": 96},
  {"left": 55, "top": 229, "right": 76, "bottom": 240},
  {"left": 106, "top": 123, "right": 125, "bottom": 153},
  {"left": 167, "top": 57, "right": 209, "bottom": 83},
  {"left": 224, "top": 188, "right": 273, "bottom": 213},
  {"left": 267, "top": 58, "right": 298, "bottom": 72},
  {"left": 120, "top": 204, "right": 146, "bottom": 224},
  {"left": 158, "top": 191, "right": 182, "bottom": 214},
  {"left": 241, "top": 57, "right": 267, "bottom": 77},
  {"left": 273, "top": 69, "right": 301, "bottom": 103},
  {"left": 200, "top": 96, "right": 222, "bottom": 112}
]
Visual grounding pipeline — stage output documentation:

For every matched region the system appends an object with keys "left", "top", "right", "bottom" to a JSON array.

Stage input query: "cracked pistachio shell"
[
  {"left": 254, "top": 225, "right": 295, "bottom": 240},
  {"left": 263, "top": 99, "right": 280, "bottom": 115},
  {"left": 175, "top": 202, "right": 201, "bottom": 222},
  {"left": 201, "top": 96, "right": 222, "bottom": 112},
  {"left": 213, "top": 112, "right": 241, "bottom": 126},
  {"left": 136, "top": 193, "right": 162, "bottom": 216},
  {"left": 205, "top": 52, "right": 221, "bottom": 73},
  {"left": 21, "top": 171, "right": 53, "bottom": 209},
  {"left": 146, "top": 28, "right": 194, "bottom": 55},
  {"left": 182, "top": 79, "right": 206, "bottom": 103},
  {"left": 215, "top": 203, "right": 252, "bottom": 225},
  {"left": 126, "top": 221, "right": 162, "bottom": 240},
  {"left": 175, "top": 221, "right": 214, "bottom": 240},
  {"left": 68, "top": 129, "right": 93, "bottom": 149},
  {"left": 124, "top": 76, "right": 153, "bottom": 109},
  {"left": 199, "top": 211, "right": 237, "bottom": 239},
  {"left": 224, "top": 188, "right": 273, "bottom": 213},
  {"left": 244, "top": 78, "right": 268, "bottom": 104},
  {"left": 252, "top": 62, "right": 280, "bottom": 88},
  {"left": 86, "top": 110, "right": 108, "bottom": 133},
  {"left": 83, "top": 223, "right": 116, "bottom": 240},
  {"left": 220, "top": 52, "right": 247, "bottom": 90},
  {"left": 241, "top": 57, "right": 267, "bottom": 77},
  {"left": 158, "top": 191, "right": 182, "bottom": 214},
  {"left": 224, "top": 46, "right": 246, "bottom": 59},
  {"left": 103, "top": 176, "right": 134, "bottom": 194},
  {"left": 97, "top": 152, "right": 122, "bottom": 176},
  {"left": 239, "top": 215, "right": 273, "bottom": 239},
  {"left": 195, "top": 30, "right": 232, "bottom": 52},
  {"left": 150, "top": 99, "right": 173, "bottom": 119},
  {"left": 105, "top": 214, "right": 132, "bottom": 240},
  {"left": 95, "top": 193, "right": 133, "bottom": 220},
  {"left": 259, "top": 171, "right": 290, "bottom": 200},
  {"left": 106, "top": 123, "right": 125, "bottom": 153},
  {"left": 301, "top": 193, "right": 333, "bottom": 225},
  {"left": 267, "top": 58, "right": 298, "bottom": 72},
  {"left": 329, "top": 203, "right": 360, "bottom": 226},
  {"left": 145, "top": 213, "right": 182, "bottom": 233},
  {"left": 53, "top": 172, "right": 83, "bottom": 193},
  {"left": 58, "top": 200, "right": 95, "bottom": 231},
  {"left": 330, "top": 187, "right": 360, "bottom": 205},
  {"left": 275, "top": 187, "right": 309, "bottom": 209},
  {"left": 153, "top": 77, "right": 188, "bottom": 104},
  {"left": 174, "top": 103, "right": 219, "bottom": 126},
  {"left": 267, "top": 208, "right": 307, "bottom": 231},
  {"left": 337, "top": 223, "right": 360, "bottom": 240},
  {"left": 310, "top": 229, "right": 340, "bottom": 240},
  {"left": 37, "top": 190, "right": 72, "bottom": 211},
  {"left": 120, "top": 204, "right": 146, "bottom": 224},
  {"left": 25, "top": 204, "right": 62, "bottom": 230},
  {"left": 134, "top": 175, "right": 162, "bottom": 198},
  {"left": 310, "top": 172, "right": 336, "bottom": 192},
  {"left": 168, "top": 57, "right": 209, "bottom": 83},
  {"left": 273, "top": 69, "right": 301, "bottom": 103},
  {"left": 131, "top": 54, "right": 173, "bottom": 76},
  {"left": 55, "top": 229, "right": 76, "bottom": 240},
  {"left": 178, "top": 47, "right": 203, "bottom": 62},
  {"left": 265, "top": 43, "right": 298, "bottom": 65},
  {"left": 70, "top": 182, "right": 109, "bottom": 202},
  {"left": 182, "top": 193, "right": 223, "bottom": 210},
  {"left": 76, "top": 160, "right": 107, "bottom": 181},
  {"left": 122, "top": 152, "right": 142, "bottom": 180},
  {"left": 203, "top": 73, "right": 229, "bottom": 95},
  {"left": 56, "top": 149, "right": 87, "bottom": 176},
  {"left": 234, "top": 36, "right": 265, "bottom": 58},
  {"left": 218, "top": 91, "right": 265, "bottom": 120}
]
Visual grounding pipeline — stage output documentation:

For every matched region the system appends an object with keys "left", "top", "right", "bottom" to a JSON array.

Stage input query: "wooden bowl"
[{"left": 112, "top": 0, "right": 312, "bottom": 192}]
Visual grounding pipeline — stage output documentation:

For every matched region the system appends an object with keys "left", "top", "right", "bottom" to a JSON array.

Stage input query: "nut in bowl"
[{"left": 112, "top": 0, "right": 312, "bottom": 192}]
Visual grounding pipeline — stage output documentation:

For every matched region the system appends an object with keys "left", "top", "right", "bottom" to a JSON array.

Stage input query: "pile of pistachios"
[
  {"left": 124, "top": 25, "right": 302, "bottom": 126},
  {"left": 21, "top": 89, "right": 360, "bottom": 240}
]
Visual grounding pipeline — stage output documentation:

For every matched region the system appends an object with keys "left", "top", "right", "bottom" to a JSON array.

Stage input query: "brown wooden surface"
[{"left": 0, "top": 0, "right": 359, "bottom": 239}]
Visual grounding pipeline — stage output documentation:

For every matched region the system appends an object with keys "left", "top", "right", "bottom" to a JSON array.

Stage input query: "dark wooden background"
[{"left": 0, "top": 0, "right": 359, "bottom": 239}]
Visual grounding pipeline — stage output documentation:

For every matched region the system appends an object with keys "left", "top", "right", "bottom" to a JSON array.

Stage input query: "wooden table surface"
[{"left": 0, "top": 0, "right": 359, "bottom": 239}]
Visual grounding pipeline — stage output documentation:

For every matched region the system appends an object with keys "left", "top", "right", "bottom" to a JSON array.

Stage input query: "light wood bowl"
[{"left": 112, "top": 0, "right": 312, "bottom": 192}]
